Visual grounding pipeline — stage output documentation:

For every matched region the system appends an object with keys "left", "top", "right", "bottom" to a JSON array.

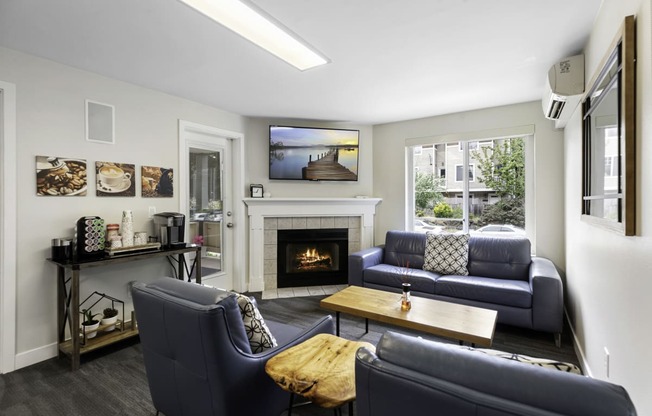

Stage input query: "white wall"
[
  {"left": 243, "top": 117, "right": 374, "bottom": 198},
  {"left": 372, "top": 101, "right": 566, "bottom": 270},
  {"left": 0, "top": 46, "right": 245, "bottom": 367},
  {"left": 564, "top": 0, "right": 652, "bottom": 414}
]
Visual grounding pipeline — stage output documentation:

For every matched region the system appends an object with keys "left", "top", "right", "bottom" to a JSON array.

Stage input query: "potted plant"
[
  {"left": 101, "top": 307, "right": 119, "bottom": 332},
  {"left": 81, "top": 309, "right": 101, "bottom": 339}
]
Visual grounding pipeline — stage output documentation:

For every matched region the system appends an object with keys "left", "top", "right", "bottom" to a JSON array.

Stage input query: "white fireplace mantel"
[{"left": 243, "top": 197, "right": 382, "bottom": 292}]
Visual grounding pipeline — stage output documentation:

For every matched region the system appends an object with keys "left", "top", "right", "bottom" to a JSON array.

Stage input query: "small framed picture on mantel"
[{"left": 250, "top": 184, "right": 263, "bottom": 198}]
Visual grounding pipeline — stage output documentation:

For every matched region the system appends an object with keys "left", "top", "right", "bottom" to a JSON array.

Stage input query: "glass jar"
[{"left": 401, "top": 282, "right": 412, "bottom": 311}]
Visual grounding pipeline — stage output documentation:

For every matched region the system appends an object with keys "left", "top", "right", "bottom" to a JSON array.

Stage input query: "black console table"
[{"left": 47, "top": 245, "right": 202, "bottom": 370}]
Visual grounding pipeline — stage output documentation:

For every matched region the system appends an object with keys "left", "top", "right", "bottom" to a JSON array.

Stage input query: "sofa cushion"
[
  {"left": 384, "top": 230, "right": 427, "bottom": 268},
  {"left": 435, "top": 275, "right": 532, "bottom": 308},
  {"left": 467, "top": 236, "right": 531, "bottom": 281},
  {"left": 234, "top": 293, "right": 278, "bottom": 353},
  {"left": 364, "top": 264, "right": 439, "bottom": 293},
  {"left": 423, "top": 233, "right": 469, "bottom": 276}
]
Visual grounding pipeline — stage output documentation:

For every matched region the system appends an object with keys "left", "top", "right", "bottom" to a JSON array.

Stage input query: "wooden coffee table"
[
  {"left": 265, "top": 333, "right": 374, "bottom": 415},
  {"left": 320, "top": 285, "right": 497, "bottom": 347}
]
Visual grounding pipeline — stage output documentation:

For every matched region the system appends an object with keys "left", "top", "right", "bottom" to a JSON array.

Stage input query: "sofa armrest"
[
  {"left": 529, "top": 257, "right": 564, "bottom": 333},
  {"left": 348, "top": 246, "right": 385, "bottom": 286}
]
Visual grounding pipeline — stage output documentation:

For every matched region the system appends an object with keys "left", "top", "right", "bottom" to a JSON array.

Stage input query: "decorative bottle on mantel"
[
  {"left": 121, "top": 210, "right": 134, "bottom": 247},
  {"left": 401, "top": 282, "right": 412, "bottom": 311}
]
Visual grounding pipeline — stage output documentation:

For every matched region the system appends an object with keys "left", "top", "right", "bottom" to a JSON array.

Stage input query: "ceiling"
[{"left": 0, "top": 0, "right": 603, "bottom": 125}]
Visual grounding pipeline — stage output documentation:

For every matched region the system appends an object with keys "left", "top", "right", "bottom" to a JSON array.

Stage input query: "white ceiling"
[{"left": 0, "top": 0, "right": 602, "bottom": 124}]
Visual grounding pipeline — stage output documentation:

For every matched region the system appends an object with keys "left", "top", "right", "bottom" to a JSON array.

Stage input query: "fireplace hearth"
[{"left": 277, "top": 228, "right": 348, "bottom": 288}]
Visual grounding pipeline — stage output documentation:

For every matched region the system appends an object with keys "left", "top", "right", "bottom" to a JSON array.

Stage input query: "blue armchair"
[{"left": 132, "top": 278, "right": 334, "bottom": 416}]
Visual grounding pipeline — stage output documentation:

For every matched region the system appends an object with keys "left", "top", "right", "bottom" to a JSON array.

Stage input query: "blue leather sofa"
[
  {"left": 355, "top": 331, "right": 637, "bottom": 416},
  {"left": 349, "top": 230, "right": 563, "bottom": 344}
]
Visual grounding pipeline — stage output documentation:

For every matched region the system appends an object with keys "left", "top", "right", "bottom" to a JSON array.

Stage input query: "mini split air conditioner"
[{"left": 542, "top": 54, "right": 584, "bottom": 128}]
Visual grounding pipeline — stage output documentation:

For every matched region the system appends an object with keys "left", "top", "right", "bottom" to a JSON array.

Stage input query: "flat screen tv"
[{"left": 269, "top": 125, "right": 360, "bottom": 181}]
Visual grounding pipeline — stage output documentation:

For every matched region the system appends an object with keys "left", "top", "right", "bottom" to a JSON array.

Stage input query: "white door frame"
[
  {"left": 1, "top": 80, "right": 17, "bottom": 373},
  {"left": 178, "top": 120, "right": 246, "bottom": 292}
]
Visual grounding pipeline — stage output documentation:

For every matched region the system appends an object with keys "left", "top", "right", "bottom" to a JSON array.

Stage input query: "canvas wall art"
[
  {"left": 142, "top": 166, "right": 173, "bottom": 197},
  {"left": 96, "top": 161, "right": 136, "bottom": 196},
  {"left": 36, "top": 155, "right": 87, "bottom": 196}
]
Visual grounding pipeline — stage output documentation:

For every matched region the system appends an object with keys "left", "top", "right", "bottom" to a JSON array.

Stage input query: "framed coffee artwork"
[
  {"left": 36, "top": 155, "right": 88, "bottom": 196},
  {"left": 142, "top": 166, "right": 173, "bottom": 197},
  {"left": 95, "top": 161, "right": 136, "bottom": 197}
]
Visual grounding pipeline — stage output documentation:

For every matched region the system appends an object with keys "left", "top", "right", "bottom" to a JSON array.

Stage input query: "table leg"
[
  {"left": 287, "top": 393, "right": 294, "bottom": 416},
  {"left": 195, "top": 247, "right": 202, "bottom": 284},
  {"left": 71, "top": 267, "right": 80, "bottom": 371},
  {"left": 349, "top": 401, "right": 354, "bottom": 415},
  {"left": 336, "top": 312, "right": 340, "bottom": 336},
  {"left": 365, "top": 318, "right": 368, "bottom": 334}
]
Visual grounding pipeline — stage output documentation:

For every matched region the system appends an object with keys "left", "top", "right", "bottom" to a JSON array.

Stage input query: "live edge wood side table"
[
  {"left": 265, "top": 333, "right": 374, "bottom": 415},
  {"left": 47, "top": 245, "right": 201, "bottom": 371}
]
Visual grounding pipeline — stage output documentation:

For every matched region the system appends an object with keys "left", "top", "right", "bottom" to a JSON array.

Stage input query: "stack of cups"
[
  {"left": 121, "top": 210, "right": 134, "bottom": 247},
  {"left": 134, "top": 231, "right": 148, "bottom": 246}
]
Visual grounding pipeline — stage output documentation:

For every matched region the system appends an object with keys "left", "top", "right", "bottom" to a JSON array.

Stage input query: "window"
[
  {"left": 455, "top": 164, "right": 474, "bottom": 182},
  {"left": 582, "top": 15, "right": 635, "bottom": 235},
  {"left": 459, "top": 141, "right": 478, "bottom": 151},
  {"left": 410, "top": 135, "right": 527, "bottom": 238}
]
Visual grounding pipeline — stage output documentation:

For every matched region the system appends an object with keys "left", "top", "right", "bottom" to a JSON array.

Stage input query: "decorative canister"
[
  {"left": 51, "top": 238, "right": 72, "bottom": 261},
  {"left": 106, "top": 224, "right": 120, "bottom": 239}
]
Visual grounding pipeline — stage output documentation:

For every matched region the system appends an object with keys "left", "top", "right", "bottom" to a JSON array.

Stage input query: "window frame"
[{"left": 581, "top": 15, "right": 636, "bottom": 235}]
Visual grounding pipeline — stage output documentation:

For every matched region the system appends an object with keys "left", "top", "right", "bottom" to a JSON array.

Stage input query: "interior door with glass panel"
[{"left": 187, "top": 138, "right": 232, "bottom": 289}]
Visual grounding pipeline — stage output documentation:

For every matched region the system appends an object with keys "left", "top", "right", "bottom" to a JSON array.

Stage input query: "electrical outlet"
[
  {"left": 604, "top": 347, "right": 610, "bottom": 378},
  {"left": 148, "top": 206, "right": 157, "bottom": 218}
]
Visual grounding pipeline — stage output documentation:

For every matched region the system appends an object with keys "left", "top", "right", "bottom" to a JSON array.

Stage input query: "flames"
[{"left": 295, "top": 247, "right": 332, "bottom": 270}]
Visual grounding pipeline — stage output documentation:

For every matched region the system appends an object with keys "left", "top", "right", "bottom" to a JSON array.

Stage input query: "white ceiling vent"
[{"left": 542, "top": 54, "right": 584, "bottom": 128}]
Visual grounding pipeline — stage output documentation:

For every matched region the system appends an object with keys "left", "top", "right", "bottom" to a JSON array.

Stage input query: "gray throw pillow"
[{"left": 423, "top": 232, "right": 469, "bottom": 275}]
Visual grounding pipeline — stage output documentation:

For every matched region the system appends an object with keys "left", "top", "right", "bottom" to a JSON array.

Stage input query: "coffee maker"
[{"left": 153, "top": 212, "right": 185, "bottom": 248}]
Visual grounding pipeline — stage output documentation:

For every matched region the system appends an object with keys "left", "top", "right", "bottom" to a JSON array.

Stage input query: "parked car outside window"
[{"left": 473, "top": 224, "right": 525, "bottom": 237}]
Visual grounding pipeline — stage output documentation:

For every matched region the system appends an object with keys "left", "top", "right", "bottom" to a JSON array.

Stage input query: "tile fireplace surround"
[{"left": 244, "top": 198, "right": 382, "bottom": 292}]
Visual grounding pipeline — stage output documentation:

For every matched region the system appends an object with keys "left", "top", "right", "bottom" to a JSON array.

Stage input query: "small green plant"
[
  {"left": 433, "top": 202, "right": 454, "bottom": 218},
  {"left": 102, "top": 307, "right": 118, "bottom": 319},
  {"left": 81, "top": 309, "right": 101, "bottom": 325}
]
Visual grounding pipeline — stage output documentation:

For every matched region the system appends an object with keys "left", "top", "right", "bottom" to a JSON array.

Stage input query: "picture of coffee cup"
[
  {"left": 99, "top": 165, "right": 131, "bottom": 187},
  {"left": 95, "top": 162, "right": 136, "bottom": 196}
]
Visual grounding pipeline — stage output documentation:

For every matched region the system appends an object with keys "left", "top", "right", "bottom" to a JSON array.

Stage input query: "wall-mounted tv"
[{"left": 269, "top": 125, "right": 360, "bottom": 181}]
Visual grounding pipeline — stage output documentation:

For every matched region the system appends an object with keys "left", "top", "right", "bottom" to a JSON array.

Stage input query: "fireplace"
[{"left": 277, "top": 228, "right": 348, "bottom": 288}]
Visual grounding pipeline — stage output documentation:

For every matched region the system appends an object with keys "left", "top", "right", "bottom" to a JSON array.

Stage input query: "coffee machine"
[{"left": 153, "top": 212, "right": 185, "bottom": 248}]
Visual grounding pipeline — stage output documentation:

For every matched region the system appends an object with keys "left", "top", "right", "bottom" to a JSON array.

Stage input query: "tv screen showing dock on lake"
[{"left": 269, "top": 125, "right": 360, "bottom": 181}]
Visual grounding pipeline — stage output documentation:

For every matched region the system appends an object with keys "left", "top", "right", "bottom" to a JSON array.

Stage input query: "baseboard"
[
  {"left": 564, "top": 307, "right": 592, "bottom": 377},
  {"left": 14, "top": 342, "right": 58, "bottom": 371}
]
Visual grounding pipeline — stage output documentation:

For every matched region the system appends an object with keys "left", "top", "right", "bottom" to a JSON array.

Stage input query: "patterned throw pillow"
[
  {"left": 423, "top": 233, "right": 469, "bottom": 275},
  {"left": 460, "top": 346, "right": 583, "bottom": 374},
  {"left": 234, "top": 293, "right": 278, "bottom": 353}
]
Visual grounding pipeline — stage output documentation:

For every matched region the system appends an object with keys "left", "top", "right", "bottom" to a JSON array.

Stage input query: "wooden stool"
[{"left": 265, "top": 333, "right": 374, "bottom": 415}]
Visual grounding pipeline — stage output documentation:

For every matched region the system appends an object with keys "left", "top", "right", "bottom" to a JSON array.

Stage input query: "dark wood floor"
[{"left": 0, "top": 294, "right": 579, "bottom": 416}]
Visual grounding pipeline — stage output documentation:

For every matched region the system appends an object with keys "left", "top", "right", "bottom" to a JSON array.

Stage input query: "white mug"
[{"left": 99, "top": 166, "right": 131, "bottom": 187}]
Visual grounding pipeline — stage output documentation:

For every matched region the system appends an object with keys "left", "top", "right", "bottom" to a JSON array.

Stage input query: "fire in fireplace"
[{"left": 277, "top": 228, "right": 348, "bottom": 288}]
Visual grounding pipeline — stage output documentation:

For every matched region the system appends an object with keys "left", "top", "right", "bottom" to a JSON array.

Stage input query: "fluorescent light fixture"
[{"left": 179, "top": 0, "right": 329, "bottom": 71}]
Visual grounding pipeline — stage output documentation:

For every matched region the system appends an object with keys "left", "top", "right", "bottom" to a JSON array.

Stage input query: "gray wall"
[
  {"left": 0, "top": 46, "right": 245, "bottom": 367},
  {"left": 564, "top": 0, "right": 652, "bottom": 414}
]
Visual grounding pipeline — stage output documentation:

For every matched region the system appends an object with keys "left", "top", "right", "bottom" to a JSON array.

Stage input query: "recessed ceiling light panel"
[{"left": 179, "top": 0, "right": 329, "bottom": 71}]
